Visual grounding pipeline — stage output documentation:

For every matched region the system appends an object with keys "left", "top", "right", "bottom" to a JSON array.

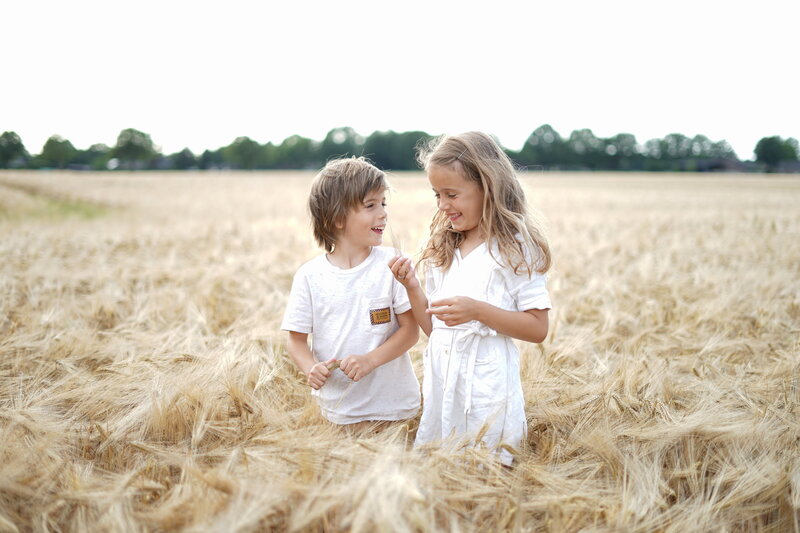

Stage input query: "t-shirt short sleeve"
[
  {"left": 280, "top": 266, "right": 313, "bottom": 333},
  {"left": 503, "top": 267, "right": 551, "bottom": 311},
  {"left": 392, "top": 277, "right": 412, "bottom": 315}
]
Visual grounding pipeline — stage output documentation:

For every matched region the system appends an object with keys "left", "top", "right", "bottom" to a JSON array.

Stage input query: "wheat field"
[{"left": 0, "top": 170, "right": 798, "bottom": 532}]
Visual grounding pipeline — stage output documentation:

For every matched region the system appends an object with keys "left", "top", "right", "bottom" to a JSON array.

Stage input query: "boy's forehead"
[{"left": 362, "top": 187, "right": 387, "bottom": 201}]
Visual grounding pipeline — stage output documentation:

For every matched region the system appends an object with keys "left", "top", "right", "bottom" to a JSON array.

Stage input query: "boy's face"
[{"left": 336, "top": 188, "right": 387, "bottom": 250}]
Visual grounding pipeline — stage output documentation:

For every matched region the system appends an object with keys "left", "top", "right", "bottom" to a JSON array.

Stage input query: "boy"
[{"left": 281, "top": 157, "right": 420, "bottom": 426}]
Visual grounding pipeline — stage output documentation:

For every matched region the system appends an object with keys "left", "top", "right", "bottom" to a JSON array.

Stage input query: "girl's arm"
[
  {"left": 339, "top": 310, "right": 420, "bottom": 381},
  {"left": 388, "top": 256, "right": 433, "bottom": 336},
  {"left": 427, "top": 297, "right": 549, "bottom": 343},
  {"left": 287, "top": 331, "right": 336, "bottom": 389}
]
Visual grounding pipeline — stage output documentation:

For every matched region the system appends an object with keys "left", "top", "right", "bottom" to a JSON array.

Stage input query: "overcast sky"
[{"left": 4, "top": 0, "right": 798, "bottom": 159}]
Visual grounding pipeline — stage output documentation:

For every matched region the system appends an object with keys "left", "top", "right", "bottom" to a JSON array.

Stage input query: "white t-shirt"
[{"left": 281, "top": 246, "right": 421, "bottom": 424}]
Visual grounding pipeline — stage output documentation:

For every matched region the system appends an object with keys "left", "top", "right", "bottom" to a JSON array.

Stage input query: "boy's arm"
[
  {"left": 339, "top": 310, "right": 419, "bottom": 382},
  {"left": 388, "top": 256, "right": 433, "bottom": 337},
  {"left": 287, "top": 331, "right": 336, "bottom": 390}
]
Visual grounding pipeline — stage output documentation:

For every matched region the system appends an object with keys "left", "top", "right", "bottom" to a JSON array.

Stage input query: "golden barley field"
[{"left": 1, "top": 170, "right": 798, "bottom": 532}]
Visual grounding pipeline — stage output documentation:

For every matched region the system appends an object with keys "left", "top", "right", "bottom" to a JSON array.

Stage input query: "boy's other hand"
[
  {"left": 339, "top": 354, "right": 376, "bottom": 382},
  {"left": 307, "top": 357, "right": 337, "bottom": 389},
  {"left": 388, "top": 256, "right": 419, "bottom": 289}
]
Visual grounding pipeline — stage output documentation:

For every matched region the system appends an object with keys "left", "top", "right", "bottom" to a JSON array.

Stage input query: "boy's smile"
[{"left": 337, "top": 188, "right": 388, "bottom": 250}]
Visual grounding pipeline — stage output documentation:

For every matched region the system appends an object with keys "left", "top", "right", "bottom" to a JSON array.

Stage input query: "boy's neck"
[{"left": 327, "top": 242, "right": 373, "bottom": 269}]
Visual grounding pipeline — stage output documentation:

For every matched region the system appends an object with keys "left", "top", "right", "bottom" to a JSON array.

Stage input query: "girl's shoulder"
[{"left": 488, "top": 236, "right": 545, "bottom": 276}]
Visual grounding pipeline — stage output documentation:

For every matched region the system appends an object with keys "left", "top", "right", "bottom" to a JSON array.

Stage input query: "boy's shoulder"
[
  {"left": 294, "top": 253, "right": 328, "bottom": 276},
  {"left": 371, "top": 246, "right": 396, "bottom": 262}
]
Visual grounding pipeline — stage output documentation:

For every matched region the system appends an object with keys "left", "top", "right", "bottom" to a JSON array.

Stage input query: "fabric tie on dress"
[{"left": 438, "top": 321, "right": 497, "bottom": 418}]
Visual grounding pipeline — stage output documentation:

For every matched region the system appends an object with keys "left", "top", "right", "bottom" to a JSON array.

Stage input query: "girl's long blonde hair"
[{"left": 418, "top": 131, "right": 551, "bottom": 276}]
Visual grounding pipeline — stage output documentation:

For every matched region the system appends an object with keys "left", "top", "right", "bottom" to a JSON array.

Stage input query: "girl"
[{"left": 389, "top": 132, "right": 551, "bottom": 464}]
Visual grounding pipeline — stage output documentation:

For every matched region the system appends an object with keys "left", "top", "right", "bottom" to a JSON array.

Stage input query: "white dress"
[{"left": 414, "top": 241, "right": 551, "bottom": 464}]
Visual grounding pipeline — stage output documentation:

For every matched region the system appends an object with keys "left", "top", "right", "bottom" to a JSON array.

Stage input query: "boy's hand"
[
  {"left": 427, "top": 297, "right": 482, "bottom": 327},
  {"left": 388, "top": 256, "right": 419, "bottom": 289},
  {"left": 339, "top": 354, "right": 377, "bottom": 382},
  {"left": 307, "top": 357, "right": 337, "bottom": 389}
]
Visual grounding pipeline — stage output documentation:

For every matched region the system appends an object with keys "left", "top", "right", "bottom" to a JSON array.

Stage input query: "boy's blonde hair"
[
  {"left": 309, "top": 157, "right": 388, "bottom": 252},
  {"left": 417, "top": 131, "right": 551, "bottom": 275}
]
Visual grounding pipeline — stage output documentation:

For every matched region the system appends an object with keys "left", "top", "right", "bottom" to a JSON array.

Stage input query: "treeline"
[{"left": 1, "top": 126, "right": 799, "bottom": 173}]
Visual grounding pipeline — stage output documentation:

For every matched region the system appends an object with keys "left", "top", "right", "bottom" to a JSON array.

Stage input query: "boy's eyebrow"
[{"left": 362, "top": 194, "right": 386, "bottom": 204}]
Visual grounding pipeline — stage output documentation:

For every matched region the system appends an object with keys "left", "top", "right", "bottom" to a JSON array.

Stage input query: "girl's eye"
[
  {"left": 448, "top": 194, "right": 456, "bottom": 199},
  {"left": 381, "top": 202, "right": 387, "bottom": 207}
]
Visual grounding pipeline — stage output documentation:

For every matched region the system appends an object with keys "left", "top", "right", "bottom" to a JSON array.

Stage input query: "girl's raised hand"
[
  {"left": 427, "top": 297, "right": 482, "bottom": 327},
  {"left": 388, "top": 256, "right": 419, "bottom": 289}
]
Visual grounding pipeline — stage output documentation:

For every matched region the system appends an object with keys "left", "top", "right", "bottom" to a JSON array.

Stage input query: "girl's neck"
[
  {"left": 459, "top": 229, "right": 485, "bottom": 258},
  {"left": 327, "top": 242, "right": 372, "bottom": 269}
]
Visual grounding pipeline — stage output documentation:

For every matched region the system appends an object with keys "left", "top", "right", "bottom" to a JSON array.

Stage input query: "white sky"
[{"left": 4, "top": 0, "right": 798, "bottom": 160}]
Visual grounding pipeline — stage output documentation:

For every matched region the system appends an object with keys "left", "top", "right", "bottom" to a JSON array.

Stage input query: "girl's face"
[
  {"left": 428, "top": 164, "right": 484, "bottom": 240},
  {"left": 337, "top": 187, "right": 387, "bottom": 249}
]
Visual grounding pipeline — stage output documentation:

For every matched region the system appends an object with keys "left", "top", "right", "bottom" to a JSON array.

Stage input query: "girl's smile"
[{"left": 428, "top": 164, "right": 484, "bottom": 240}]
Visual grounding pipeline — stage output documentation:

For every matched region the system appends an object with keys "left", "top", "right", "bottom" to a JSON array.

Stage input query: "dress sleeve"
[
  {"left": 505, "top": 269, "right": 551, "bottom": 311},
  {"left": 280, "top": 267, "right": 313, "bottom": 333},
  {"left": 499, "top": 244, "right": 552, "bottom": 311},
  {"left": 424, "top": 265, "right": 437, "bottom": 301}
]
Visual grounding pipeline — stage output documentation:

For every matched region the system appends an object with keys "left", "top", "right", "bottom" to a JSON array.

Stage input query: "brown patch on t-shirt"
[{"left": 370, "top": 307, "right": 391, "bottom": 325}]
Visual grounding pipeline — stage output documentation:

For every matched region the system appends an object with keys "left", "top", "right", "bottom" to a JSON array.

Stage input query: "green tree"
[
  {"left": 112, "top": 128, "right": 157, "bottom": 170},
  {"left": 0, "top": 131, "right": 29, "bottom": 168},
  {"left": 199, "top": 149, "right": 225, "bottom": 170},
  {"left": 168, "top": 148, "right": 198, "bottom": 170},
  {"left": 222, "top": 137, "right": 262, "bottom": 169},
  {"left": 319, "top": 127, "right": 364, "bottom": 161},
  {"left": 566, "top": 129, "right": 604, "bottom": 169},
  {"left": 39, "top": 135, "right": 78, "bottom": 169},
  {"left": 515, "top": 125, "right": 568, "bottom": 169},
  {"left": 786, "top": 138, "right": 800, "bottom": 160},
  {"left": 275, "top": 135, "right": 319, "bottom": 169},
  {"left": 602, "top": 133, "right": 644, "bottom": 170},
  {"left": 363, "top": 130, "right": 432, "bottom": 170},
  {"left": 87, "top": 144, "right": 111, "bottom": 170},
  {"left": 754, "top": 136, "right": 797, "bottom": 171}
]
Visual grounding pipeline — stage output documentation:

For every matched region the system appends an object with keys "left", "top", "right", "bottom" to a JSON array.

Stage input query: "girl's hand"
[
  {"left": 339, "top": 354, "right": 377, "bottom": 382},
  {"left": 427, "top": 297, "right": 483, "bottom": 327},
  {"left": 388, "top": 256, "right": 420, "bottom": 289},
  {"left": 307, "top": 357, "right": 337, "bottom": 389}
]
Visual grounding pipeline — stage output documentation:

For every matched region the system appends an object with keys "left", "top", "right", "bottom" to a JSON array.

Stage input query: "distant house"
[
  {"left": 776, "top": 160, "right": 800, "bottom": 173},
  {"left": 682, "top": 158, "right": 760, "bottom": 172}
]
